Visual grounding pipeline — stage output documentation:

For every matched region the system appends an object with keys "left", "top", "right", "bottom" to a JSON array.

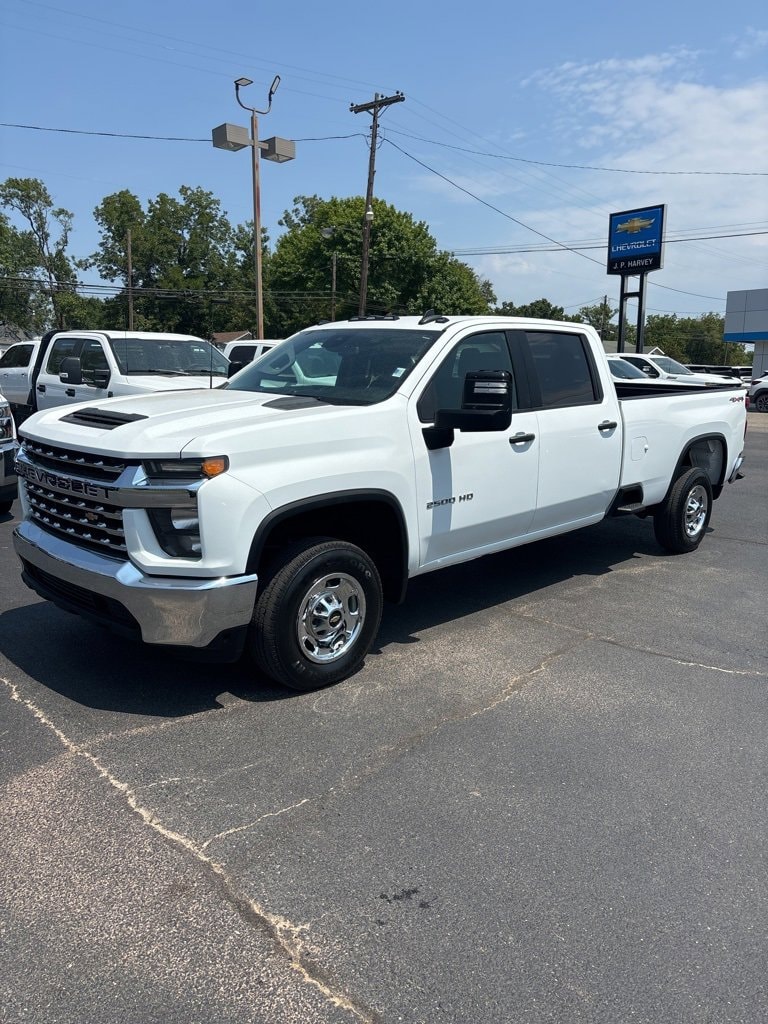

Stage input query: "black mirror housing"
[
  {"left": 435, "top": 370, "right": 513, "bottom": 432},
  {"left": 59, "top": 356, "right": 83, "bottom": 386}
]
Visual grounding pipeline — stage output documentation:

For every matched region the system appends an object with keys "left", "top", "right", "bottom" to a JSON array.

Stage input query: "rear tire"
[
  {"left": 653, "top": 468, "right": 712, "bottom": 553},
  {"left": 0, "top": 499, "right": 12, "bottom": 515},
  {"left": 248, "top": 538, "right": 383, "bottom": 691},
  {"left": 755, "top": 391, "right": 768, "bottom": 413}
]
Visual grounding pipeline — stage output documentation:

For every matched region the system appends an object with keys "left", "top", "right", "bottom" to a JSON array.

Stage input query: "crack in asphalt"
[
  {"left": 0, "top": 675, "right": 380, "bottom": 1024},
  {"left": 512, "top": 610, "right": 767, "bottom": 678}
]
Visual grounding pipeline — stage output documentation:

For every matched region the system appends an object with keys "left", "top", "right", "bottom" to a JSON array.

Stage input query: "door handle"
[
  {"left": 509, "top": 432, "right": 536, "bottom": 445},
  {"left": 598, "top": 420, "right": 618, "bottom": 432},
  {"left": 65, "top": 389, "right": 76, "bottom": 397},
  {"left": 37, "top": 384, "right": 46, "bottom": 393}
]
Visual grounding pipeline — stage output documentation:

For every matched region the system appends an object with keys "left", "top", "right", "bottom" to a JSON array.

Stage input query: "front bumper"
[{"left": 13, "top": 520, "right": 258, "bottom": 648}]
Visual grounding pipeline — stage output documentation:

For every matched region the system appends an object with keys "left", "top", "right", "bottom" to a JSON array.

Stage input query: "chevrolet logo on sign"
[{"left": 616, "top": 217, "right": 655, "bottom": 234}]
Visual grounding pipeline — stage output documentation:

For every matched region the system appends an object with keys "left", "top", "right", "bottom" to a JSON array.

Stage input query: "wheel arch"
[
  {"left": 671, "top": 433, "right": 728, "bottom": 501},
  {"left": 246, "top": 490, "right": 409, "bottom": 603}
]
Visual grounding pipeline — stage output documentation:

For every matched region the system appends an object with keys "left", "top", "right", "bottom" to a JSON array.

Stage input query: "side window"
[
  {"left": 526, "top": 332, "right": 600, "bottom": 409},
  {"left": 418, "top": 331, "right": 516, "bottom": 422},
  {"left": 46, "top": 338, "right": 81, "bottom": 375},
  {"left": 80, "top": 340, "right": 109, "bottom": 383},
  {"left": 0, "top": 344, "right": 33, "bottom": 368},
  {"left": 229, "top": 345, "right": 257, "bottom": 363}
]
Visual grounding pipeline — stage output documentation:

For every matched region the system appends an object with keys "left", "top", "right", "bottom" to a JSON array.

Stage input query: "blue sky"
[{"left": 1, "top": 0, "right": 766, "bottom": 320}]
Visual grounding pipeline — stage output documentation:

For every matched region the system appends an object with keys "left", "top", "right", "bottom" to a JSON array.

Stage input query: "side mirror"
[
  {"left": 435, "top": 370, "right": 513, "bottom": 432},
  {"left": 59, "top": 356, "right": 83, "bottom": 385},
  {"left": 227, "top": 360, "right": 246, "bottom": 378},
  {"left": 422, "top": 370, "right": 514, "bottom": 450}
]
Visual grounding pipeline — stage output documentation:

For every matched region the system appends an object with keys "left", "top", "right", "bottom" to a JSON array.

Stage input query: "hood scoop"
[
  {"left": 261, "top": 396, "right": 328, "bottom": 410},
  {"left": 60, "top": 407, "right": 149, "bottom": 430}
]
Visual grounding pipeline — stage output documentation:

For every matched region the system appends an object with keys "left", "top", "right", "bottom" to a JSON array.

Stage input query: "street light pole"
[
  {"left": 213, "top": 82, "right": 296, "bottom": 339},
  {"left": 235, "top": 76, "right": 279, "bottom": 340}
]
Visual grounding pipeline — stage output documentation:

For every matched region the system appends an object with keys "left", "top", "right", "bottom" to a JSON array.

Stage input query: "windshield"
[
  {"left": 108, "top": 337, "right": 229, "bottom": 377},
  {"left": 224, "top": 327, "right": 443, "bottom": 405},
  {"left": 653, "top": 356, "right": 692, "bottom": 375},
  {"left": 610, "top": 358, "right": 648, "bottom": 379}
]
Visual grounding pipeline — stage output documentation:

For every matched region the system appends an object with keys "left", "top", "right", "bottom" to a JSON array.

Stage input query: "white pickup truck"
[
  {"left": 7, "top": 329, "right": 229, "bottom": 420},
  {"left": 13, "top": 314, "right": 747, "bottom": 691}
]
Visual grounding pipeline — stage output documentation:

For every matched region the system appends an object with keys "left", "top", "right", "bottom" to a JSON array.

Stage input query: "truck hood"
[
  {"left": 19, "top": 388, "right": 380, "bottom": 457},
  {"left": 113, "top": 375, "right": 226, "bottom": 394}
]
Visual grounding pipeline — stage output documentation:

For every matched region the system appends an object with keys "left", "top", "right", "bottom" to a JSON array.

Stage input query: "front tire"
[
  {"left": 248, "top": 538, "right": 383, "bottom": 691},
  {"left": 653, "top": 468, "right": 712, "bottom": 553},
  {"left": 755, "top": 391, "right": 768, "bottom": 413}
]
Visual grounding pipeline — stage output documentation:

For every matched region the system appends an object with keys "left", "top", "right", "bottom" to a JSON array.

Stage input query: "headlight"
[{"left": 143, "top": 457, "right": 228, "bottom": 480}]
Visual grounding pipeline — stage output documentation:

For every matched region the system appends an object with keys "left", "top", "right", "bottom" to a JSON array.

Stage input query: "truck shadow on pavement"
[
  {"left": 374, "top": 514, "right": 667, "bottom": 650},
  {"left": 0, "top": 515, "right": 665, "bottom": 716}
]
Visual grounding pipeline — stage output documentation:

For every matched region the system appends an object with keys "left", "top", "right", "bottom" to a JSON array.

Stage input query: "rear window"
[{"left": 526, "top": 331, "right": 601, "bottom": 408}]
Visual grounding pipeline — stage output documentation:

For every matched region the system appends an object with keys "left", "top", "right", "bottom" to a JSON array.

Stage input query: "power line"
[
  {"left": 452, "top": 230, "right": 768, "bottom": 256},
  {"left": 383, "top": 125, "right": 768, "bottom": 177},
  {"left": 0, "top": 122, "right": 361, "bottom": 144},
  {"left": 384, "top": 137, "right": 605, "bottom": 268}
]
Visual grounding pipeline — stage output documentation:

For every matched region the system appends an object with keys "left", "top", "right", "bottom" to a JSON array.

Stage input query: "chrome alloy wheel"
[
  {"left": 684, "top": 484, "right": 709, "bottom": 538},
  {"left": 296, "top": 572, "right": 367, "bottom": 664}
]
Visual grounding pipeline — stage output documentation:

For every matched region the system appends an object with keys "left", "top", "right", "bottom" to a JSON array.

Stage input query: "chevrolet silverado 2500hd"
[{"left": 13, "top": 315, "right": 747, "bottom": 690}]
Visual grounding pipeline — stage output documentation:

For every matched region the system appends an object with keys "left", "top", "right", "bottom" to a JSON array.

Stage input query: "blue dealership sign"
[{"left": 607, "top": 204, "right": 666, "bottom": 275}]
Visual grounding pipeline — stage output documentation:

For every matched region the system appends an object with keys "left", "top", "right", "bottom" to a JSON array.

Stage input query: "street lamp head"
[
  {"left": 268, "top": 75, "right": 281, "bottom": 102},
  {"left": 365, "top": 205, "right": 374, "bottom": 222},
  {"left": 320, "top": 226, "right": 336, "bottom": 239},
  {"left": 234, "top": 77, "right": 253, "bottom": 88},
  {"left": 211, "top": 123, "right": 250, "bottom": 152}
]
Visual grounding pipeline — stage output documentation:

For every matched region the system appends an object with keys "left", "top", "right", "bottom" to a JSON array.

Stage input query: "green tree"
[
  {"left": 571, "top": 298, "right": 619, "bottom": 344},
  {"left": 89, "top": 186, "right": 250, "bottom": 335},
  {"left": 494, "top": 297, "right": 566, "bottom": 320},
  {"left": 268, "top": 195, "right": 494, "bottom": 336},
  {"left": 0, "top": 177, "right": 80, "bottom": 330}
]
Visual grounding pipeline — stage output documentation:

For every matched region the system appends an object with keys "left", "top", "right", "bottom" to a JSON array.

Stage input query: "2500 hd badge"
[{"left": 426, "top": 493, "right": 474, "bottom": 510}]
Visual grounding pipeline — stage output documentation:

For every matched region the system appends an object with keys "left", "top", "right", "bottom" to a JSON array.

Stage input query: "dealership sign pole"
[{"left": 607, "top": 204, "right": 666, "bottom": 353}]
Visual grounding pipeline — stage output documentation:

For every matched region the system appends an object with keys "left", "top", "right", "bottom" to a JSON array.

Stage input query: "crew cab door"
[
  {"left": 408, "top": 330, "right": 539, "bottom": 567},
  {"left": 36, "top": 336, "right": 111, "bottom": 409},
  {"left": 522, "top": 329, "right": 623, "bottom": 533}
]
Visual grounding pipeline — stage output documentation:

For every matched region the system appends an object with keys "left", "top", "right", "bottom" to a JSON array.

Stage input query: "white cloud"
[{"left": 733, "top": 27, "right": 768, "bottom": 60}]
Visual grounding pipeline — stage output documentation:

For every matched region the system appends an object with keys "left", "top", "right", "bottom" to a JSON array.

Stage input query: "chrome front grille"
[
  {"left": 18, "top": 441, "right": 134, "bottom": 556},
  {"left": 24, "top": 479, "right": 127, "bottom": 553},
  {"left": 22, "top": 439, "right": 126, "bottom": 482}
]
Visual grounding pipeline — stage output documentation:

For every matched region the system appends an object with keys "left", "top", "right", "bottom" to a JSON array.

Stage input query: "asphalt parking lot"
[{"left": 1, "top": 415, "right": 766, "bottom": 1024}]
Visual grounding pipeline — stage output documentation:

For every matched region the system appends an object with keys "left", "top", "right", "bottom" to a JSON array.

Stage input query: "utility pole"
[
  {"left": 350, "top": 91, "right": 404, "bottom": 316},
  {"left": 126, "top": 229, "right": 134, "bottom": 330}
]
